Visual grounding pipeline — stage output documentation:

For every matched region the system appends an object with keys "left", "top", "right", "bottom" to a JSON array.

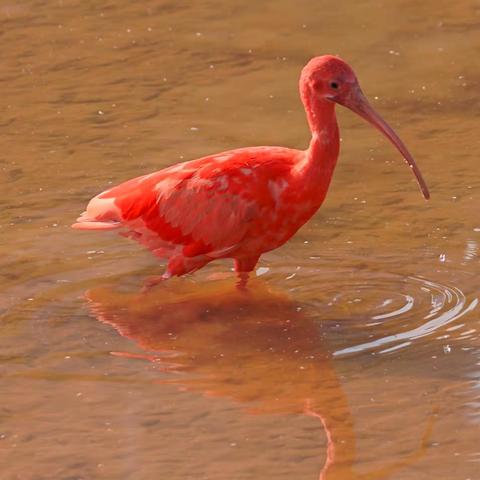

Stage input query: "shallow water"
[{"left": 1, "top": 1, "right": 479, "bottom": 479}]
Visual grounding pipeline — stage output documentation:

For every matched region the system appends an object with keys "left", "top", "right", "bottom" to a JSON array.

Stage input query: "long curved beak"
[{"left": 337, "top": 86, "right": 430, "bottom": 200}]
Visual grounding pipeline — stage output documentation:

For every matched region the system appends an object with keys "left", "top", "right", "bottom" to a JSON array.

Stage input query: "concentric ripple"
[
  {"left": 294, "top": 268, "right": 478, "bottom": 357},
  {"left": 335, "top": 276, "right": 477, "bottom": 356}
]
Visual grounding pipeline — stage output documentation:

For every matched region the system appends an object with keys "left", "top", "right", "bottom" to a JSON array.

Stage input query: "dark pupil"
[{"left": 330, "top": 81, "right": 339, "bottom": 89}]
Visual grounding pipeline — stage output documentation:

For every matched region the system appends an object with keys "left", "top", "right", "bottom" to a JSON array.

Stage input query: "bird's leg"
[
  {"left": 236, "top": 272, "right": 250, "bottom": 290},
  {"left": 141, "top": 272, "right": 171, "bottom": 293},
  {"left": 143, "top": 255, "right": 213, "bottom": 292},
  {"left": 304, "top": 399, "right": 335, "bottom": 480},
  {"left": 234, "top": 255, "right": 260, "bottom": 290}
]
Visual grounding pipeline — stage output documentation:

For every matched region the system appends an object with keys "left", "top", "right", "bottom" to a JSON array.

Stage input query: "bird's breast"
[{"left": 239, "top": 188, "right": 324, "bottom": 255}]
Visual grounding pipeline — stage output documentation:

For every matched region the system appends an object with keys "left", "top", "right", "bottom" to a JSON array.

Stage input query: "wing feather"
[{"left": 74, "top": 147, "right": 297, "bottom": 258}]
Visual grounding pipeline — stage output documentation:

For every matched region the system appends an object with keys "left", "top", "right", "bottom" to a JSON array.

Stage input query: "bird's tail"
[{"left": 72, "top": 195, "right": 123, "bottom": 230}]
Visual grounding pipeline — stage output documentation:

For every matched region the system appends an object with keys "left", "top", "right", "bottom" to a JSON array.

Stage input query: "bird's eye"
[{"left": 330, "top": 81, "right": 339, "bottom": 89}]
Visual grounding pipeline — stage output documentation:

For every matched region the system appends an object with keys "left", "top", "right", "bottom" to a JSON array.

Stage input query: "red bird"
[{"left": 73, "top": 55, "right": 429, "bottom": 288}]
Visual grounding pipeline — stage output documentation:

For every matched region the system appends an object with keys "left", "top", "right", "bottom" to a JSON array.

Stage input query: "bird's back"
[{"left": 73, "top": 146, "right": 303, "bottom": 260}]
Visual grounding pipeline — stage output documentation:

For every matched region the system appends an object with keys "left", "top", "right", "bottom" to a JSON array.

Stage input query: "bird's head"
[{"left": 301, "top": 55, "right": 430, "bottom": 200}]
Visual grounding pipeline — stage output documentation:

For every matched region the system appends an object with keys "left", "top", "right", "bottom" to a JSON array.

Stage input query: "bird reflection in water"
[{"left": 86, "top": 278, "right": 435, "bottom": 479}]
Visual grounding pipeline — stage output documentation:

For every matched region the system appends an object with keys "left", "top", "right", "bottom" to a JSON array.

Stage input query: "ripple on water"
[{"left": 297, "top": 270, "right": 478, "bottom": 357}]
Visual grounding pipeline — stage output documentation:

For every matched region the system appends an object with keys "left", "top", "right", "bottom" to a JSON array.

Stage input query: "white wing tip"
[{"left": 71, "top": 220, "right": 122, "bottom": 230}]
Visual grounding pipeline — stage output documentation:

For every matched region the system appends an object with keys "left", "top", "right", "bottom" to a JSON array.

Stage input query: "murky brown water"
[{"left": 1, "top": 1, "right": 479, "bottom": 479}]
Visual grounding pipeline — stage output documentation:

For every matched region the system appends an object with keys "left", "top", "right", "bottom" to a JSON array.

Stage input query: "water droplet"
[{"left": 256, "top": 267, "right": 269, "bottom": 277}]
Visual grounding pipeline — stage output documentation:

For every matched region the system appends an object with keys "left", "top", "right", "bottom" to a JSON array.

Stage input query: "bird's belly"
[{"left": 121, "top": 218, "right": 180, "bottom": 258}]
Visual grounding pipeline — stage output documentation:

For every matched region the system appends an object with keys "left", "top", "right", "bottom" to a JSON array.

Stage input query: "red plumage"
[{"left": 73, "top": 56, "right": 428, "bottom": 287}]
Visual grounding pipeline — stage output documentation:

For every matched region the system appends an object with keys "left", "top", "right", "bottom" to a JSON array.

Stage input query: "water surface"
[{"left": 1, "top": 1, "right": 479, "bottom": 479}]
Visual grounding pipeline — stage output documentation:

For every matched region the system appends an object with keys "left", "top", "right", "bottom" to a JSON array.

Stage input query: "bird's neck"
[{"left": 296, "top": 90, "right": 340, "bottom": 204}]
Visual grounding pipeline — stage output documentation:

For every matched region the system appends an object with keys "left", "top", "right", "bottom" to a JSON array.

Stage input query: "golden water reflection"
[
  {"left": 1, "top": 0, "right": 479, "bottom": 477},
  {"left": 87, "top": 279, "right": 442, "bottom": 479}
]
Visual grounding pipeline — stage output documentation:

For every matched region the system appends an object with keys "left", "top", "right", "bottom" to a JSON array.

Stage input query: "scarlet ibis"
[{"left": 73, "top": 55, "right": 429, "bottom": 287}]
